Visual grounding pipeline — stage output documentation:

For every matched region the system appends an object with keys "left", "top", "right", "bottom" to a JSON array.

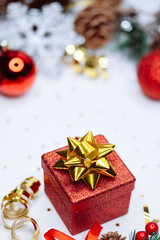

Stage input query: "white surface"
[{"left": 1, "top": 0, "right": 160, "bottom": 239}]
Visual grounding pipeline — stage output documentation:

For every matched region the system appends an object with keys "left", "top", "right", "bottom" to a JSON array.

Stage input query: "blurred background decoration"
[
  {"left": 0, "top": 0, "right": 160, "bottom": 98},
  {"left": 0, "top": 0, "right": 71, "bottom": 14},
  {"left": 0, "top": 0, "right": 83, "bottom": 79}
]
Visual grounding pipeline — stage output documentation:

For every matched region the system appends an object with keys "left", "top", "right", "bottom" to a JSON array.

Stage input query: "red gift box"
[{"left": 42, "top": 134, "right": 136, "bottom": 235}]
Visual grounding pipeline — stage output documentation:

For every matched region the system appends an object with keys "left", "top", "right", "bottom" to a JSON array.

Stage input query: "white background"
[{"left": 0, "top": 0, "right": 160, "bottom": 239}]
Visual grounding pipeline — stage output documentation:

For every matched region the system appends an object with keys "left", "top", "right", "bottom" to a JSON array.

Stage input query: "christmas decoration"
[
  {"left": 130, "top": 205, "right": 160, "bottom": 240},
  {"left": 44, "top": 222, "right": 103, "bottom": 240},
  {"left": 74, "top": 1, "right": 118, "bottom": 49},
  {"left": 117, "top": 19, "right": 148, "bottom": 58},
  {"left": 0, "top": 2, "right": 82, "bottom": 79},
  {"left": 53, "top": 131, "right": 116, "bottom": 189},
  {"left": 116, "top": 7, "right": 137, "bottom": 18},
  {"left": 130, "top": 230, "right": 160, "bottom": 240},
  {"left": 44, "top": 205, "right": 159, "bottom": 240},
  {"left": 11, "top": 216, "right": 40, "bottom": 240},
  {"left": 150, "top": 33, "right": 160, "bottom": 50},
  {"left": 0, "top": 0, "right": 71, "bottom": 13},
  {"left": 0, "top": 0, "right": 9, "bottom": 15},
  {"left": 63, "top": 0, "right": 97, "bottom": 12},
  {"left": 42, "top": 132, "right": 135, "bottom": 235},
  {"left": 62, "top": 44, "right": 108, "bottom": 78},
  {"left": 1, "top": 0, "right": 160, "bottom": 85},
  {"left": 1, "top": 176, "right": 41, "bottom": 229},
  {"left": 100, "top": 231, "right": 126, "bottom": 240},
  {"left": 137, "top": 50, "right": 160, "bottom": 100},
  {"left": 135, "top": 231, "right": 148, "bottom": 240},
  {"left": 146, "top": 11, "right": 160, "bottom": 46},
  {"left": 45, "top": 221, "right": 126, "bottom": 240},
  {"left": 146, "top": 222, "right": 159, "bottom": 235},
  {"left": 0, "top": 41, "right": 36, "bottom": 97},
  {"left": 26, "top": 0, "right": 71, "bottom": 9}
]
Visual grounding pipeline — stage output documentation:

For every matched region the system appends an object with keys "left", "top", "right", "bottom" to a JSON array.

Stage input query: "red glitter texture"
[
  {"left": 42, "top": 135, "right": 136, "bottom": 235},
  {"left": 138, "top": 50, "right": 160, "bottom": 100}
]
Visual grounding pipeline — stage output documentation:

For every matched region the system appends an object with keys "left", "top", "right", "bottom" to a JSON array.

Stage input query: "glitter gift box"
[{"left": 42, "top": 134, "right": 136, "bottom": 235}]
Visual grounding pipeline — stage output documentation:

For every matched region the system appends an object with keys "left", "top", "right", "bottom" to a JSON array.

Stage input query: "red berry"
[
  {"left": 145, "top": 222, "right": 159, "bottom": 235},
  {"left": 135, "top": 231, "right": 148, "bottom": 240},
  {"left": 137, "top": 50, "right": 160, "bottom": 100}
]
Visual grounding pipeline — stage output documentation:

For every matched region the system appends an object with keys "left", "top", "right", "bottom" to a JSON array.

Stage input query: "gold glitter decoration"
[
  {"left": 62, "top": 44, "right": 108, "bottom": 78},
  {"left": 53, "top": 131, "right": 116, "bottom": 189},
  {"left": 1, "top": 177, "right": 41, "bottom": 229}
]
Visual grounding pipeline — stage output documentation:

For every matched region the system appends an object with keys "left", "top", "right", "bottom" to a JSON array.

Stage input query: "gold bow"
[{"left": 53, "top": 131, "right": 116, "bottom": 189}]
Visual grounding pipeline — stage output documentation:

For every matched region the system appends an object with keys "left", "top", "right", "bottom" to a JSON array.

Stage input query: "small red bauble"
[
  {"left": 135, "top": 231, "right": 148, "bottom": 240},
  {"left": 0, "top": 49, "right": 36, "bottom": 97},
  {"left": 137, "top": 50, "right": 160, "bottom": 100},
  {"left": 145, "top": 222, "right": 159, "bottom": 235}
]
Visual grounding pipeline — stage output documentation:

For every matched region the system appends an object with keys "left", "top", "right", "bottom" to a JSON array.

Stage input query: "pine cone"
[
  {"left": 150, "top": 32, "right": 160, "bottom": 50},
  {"left": 5, "top": 0, "right": 70, "bottom": 10},
  {"left": 116, "top": 7, "right": 137, "bottom": 19},
  {"left": 100, "top": 0, "right": 122, "bottom": 7},
  {"left": 74, "top": 1, "right": 119, "bottom": 49},
  {"left": 27, "top": 0, "right": 70, "bottom": 9},
  {"left": 100, "top": 231, "right": 127, "bottom": 240},
  {"left": 0, "top": 0, "right": 10, "bottom": 15},
  {"left": 154, "top": 11, "right": 160, "bottom": 23}
]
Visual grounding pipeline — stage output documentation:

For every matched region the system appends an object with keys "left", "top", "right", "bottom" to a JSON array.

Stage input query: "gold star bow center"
[{"left": 84, "top": 158, "right": 92, "bottom": 168}]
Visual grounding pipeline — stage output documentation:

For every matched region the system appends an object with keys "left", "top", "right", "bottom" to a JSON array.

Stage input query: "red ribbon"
[
  {"left": 85, "top": 222, "right": 103, "bottom": 240},
  {"left": 44, "top": 222, "right": 103, "bottom": 240}
]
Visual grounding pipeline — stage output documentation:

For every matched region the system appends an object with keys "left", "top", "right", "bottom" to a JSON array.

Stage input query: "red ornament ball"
[
  {"left": 138, "top": 50, "right": 160, "bottom": 100},
  {"left": 135, "top": 231, "right": 148, "bottom": 240},
  {"left": 0, "top": 50, "right": 36, "bottom": 97},
  {"left": 145, "top": 222, "right": 159, "bottom": 235}
]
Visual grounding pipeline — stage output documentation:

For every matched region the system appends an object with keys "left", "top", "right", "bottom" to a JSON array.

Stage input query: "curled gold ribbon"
[
  {"left": 11, "top": 216, "right": 40, "bottom": 240},
  {"left": 20, "top": 177, "right": 41, "bottom": 198},
  {"left": 62, "top": 44, "right": 108, "bottom": 79},
  {"left": 1, "top": 177, "right": 41, "bottom": 229},
  {"left": 144, "top": 204, "right": 160, "bottom": 224},
  {"left": 144, "top": 205, "right": 150, "bottom": 224},
  {"left": 1, "top": 195, "right": 29, "bottom": 228}
]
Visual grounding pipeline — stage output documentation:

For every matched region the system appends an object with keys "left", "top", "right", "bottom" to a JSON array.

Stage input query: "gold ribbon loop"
[
  {"left": 20, "top": 177, "right": 41, "bottom": 198},
  {"left": 11, "top": 216, "right": 40, "bottom": 240},
  {"left": 2, "top": 196, "right": 28, "bottom": 218},
  {"left": 1, "top": 192, "right": 29, "bottom": 229},
  {"left": 1, "top": 177, "right": 40, "bottom": 229}
]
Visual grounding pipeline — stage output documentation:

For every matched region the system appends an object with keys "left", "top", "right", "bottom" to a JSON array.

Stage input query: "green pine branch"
[{"left": 116, "top": 20, "right": 149, "bottom": 59}]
